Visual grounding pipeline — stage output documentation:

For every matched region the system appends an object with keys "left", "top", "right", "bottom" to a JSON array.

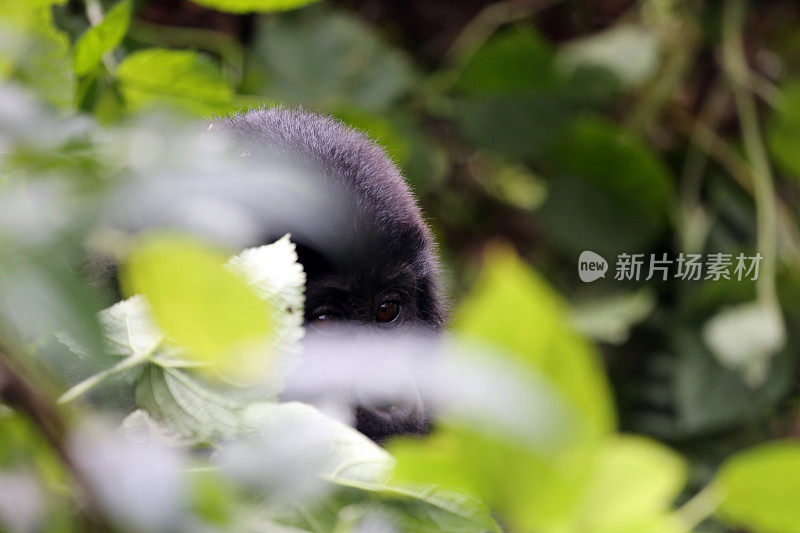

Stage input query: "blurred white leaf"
[
  {"left": 557, "top": 24, "right": 660, "bottom": 87},
  {"left": 571, "top": 289, "right": 656, "bottom": 344},
  {"left": 0, "top": 470, "right": 43, "bottom": 533},
  {"left": 218, "top": 401, "right": 392, "bottom": 506},
  {"left": 703, "top": 302, "right": 786, "bottom": 387},
  {"left": 69, "top": 421, "right": 186, "bottom": 532}
]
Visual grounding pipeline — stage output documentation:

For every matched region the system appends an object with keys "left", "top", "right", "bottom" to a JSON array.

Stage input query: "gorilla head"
[{"left": 218, "top": 109, "right": 445, "bottom": 441}]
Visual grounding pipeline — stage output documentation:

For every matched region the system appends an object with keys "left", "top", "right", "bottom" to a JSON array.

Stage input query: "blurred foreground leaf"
[
  {"left": 190, "top": 0, "right": 320, "bottom": 13},
  {"left": 121, "top": 234, "right": 273, "bottom": 383},
  {"left": 455, "top": 244, "right": 615, "bottom": 436},
  {"left": 716, "top": 441, "right": 800, "bottom": 533},
  {"left": 0, "top": 1, "right": 74, "bottom": 109}
]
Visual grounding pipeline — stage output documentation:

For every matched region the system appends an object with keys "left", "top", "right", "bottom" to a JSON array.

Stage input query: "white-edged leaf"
[{"left": 226, "top": 234, "right": 305, "bottom": 355}]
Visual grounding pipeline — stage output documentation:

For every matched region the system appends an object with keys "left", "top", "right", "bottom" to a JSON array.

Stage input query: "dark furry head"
[{"left": 217, "top": 108, "right": 445, "bottom": 331}]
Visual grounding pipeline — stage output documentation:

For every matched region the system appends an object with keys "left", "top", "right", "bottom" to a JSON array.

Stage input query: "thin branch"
[
  {"left": 0, "top": 336, "right": 110, "bottom": 530},
  {"left": 722, "top": 0, "right": 780, "bottom": 309}
]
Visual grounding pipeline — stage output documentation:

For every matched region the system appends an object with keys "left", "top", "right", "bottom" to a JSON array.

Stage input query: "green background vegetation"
[{"left": 2, "top": 0, "right": 800, "bottom": 531}]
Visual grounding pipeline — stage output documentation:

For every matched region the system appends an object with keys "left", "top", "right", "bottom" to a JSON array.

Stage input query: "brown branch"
[{"left": 0, "top": 347, "right": 111, "bottom": 531}]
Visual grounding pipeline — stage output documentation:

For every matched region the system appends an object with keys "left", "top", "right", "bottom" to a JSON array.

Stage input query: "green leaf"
[
  {"left": 539, "top": 117, "right": 674, "bottom": 256},
  {"left": 717, "top": 441, "right": 800, "bottom": 533},
  {"left": 189, "top": 0, "right": 320, "bottom": 14},
  {"left": 121, "top": 234, "right": 273, "bottom": 384},
  {"left": 116, "top": 49, "right": 235, "bottom": 115},
  {"left": 673, "top": 329, "right": 794, "bottom": 435},
  {"left": 254, "top": 11, "right": 412, "bottom": 112},
  {"left": 455, "top": 26, "right": 556, "bottom": 96},
  {"left": 571, "top": 435, "right": 686, "bottom": 532},
  {"left": 73, "top": 0, "right": 132, "bottom": 76},
  {"left": 768, "top": 80, "right": 800, "bottom": 179},
  {"left": 454, "top": 244, "right": 615, "bottom": 437}
]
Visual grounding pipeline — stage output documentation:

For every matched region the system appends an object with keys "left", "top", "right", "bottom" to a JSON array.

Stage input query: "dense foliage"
[{"left": 1, "top": 0, "right": 800, "bottom": 531}]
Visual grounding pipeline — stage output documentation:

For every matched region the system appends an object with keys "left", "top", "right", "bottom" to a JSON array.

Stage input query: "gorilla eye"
[{"left": 375, "top": 300, "right": 401, "bottom": 323}]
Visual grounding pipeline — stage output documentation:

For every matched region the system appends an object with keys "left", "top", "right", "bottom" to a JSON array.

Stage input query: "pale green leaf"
[
  {"left": 454, "top": 244, "right": 615, "bottom": 438},
  {"left": 573, "top": 435, "right": 687, "bottom": 533},
  {"left": 121, "top": 234, "right": 273, "bottom": 384},
  {"left": 73, "top": 0, "right": 132, "bottom": 75},
  {"left": 717, "top": 441, "right": 800, "bottom": 533},
  {"left": 190, "top": 0, "right": 320, "bottom": 14}
]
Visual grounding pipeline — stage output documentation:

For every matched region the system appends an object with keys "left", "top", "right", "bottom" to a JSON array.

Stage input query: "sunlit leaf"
[
  {"left": 190, "top": 0, "right": 320, "bottom": 13},
  {"left": 571, "top": 289, "right": 656, "bottom": 345},
  {"left": 717, "top": 441, "right": 800, "bottom": 533},
  {"left": 454, "top": 244, "right": 615, "bottom": 437},
  {"left": 572, "top": 435, "right": 686, "bottom": 532},
  {"left": 121, "top": 234, "right": 273, "bottom": 383},
  {"left": 225, "top": 234, "right": 305, "bottom": 356},
  {"left": 73, "top": 0, "right": 132, "bottom": 76}
]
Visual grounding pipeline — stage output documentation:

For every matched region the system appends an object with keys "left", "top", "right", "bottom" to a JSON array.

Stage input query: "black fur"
[{"left": 218, "top": 108, "right": 445, "bottom": 440}]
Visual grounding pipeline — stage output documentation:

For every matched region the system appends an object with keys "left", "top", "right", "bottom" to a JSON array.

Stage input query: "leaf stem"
[
  {"left": 675, "top": 483, "right": 719, "bottom": 530},
  {"left": 58, "top": 350, "right": 149, "bottom": 404}
]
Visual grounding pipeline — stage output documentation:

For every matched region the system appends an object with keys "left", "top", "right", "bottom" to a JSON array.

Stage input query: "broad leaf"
[
  {"left": 717, "top": 441, "right": 800, "bottom": 533},
  {"left": 454, "top": 245, "right": 615, "bottom": 437},
  {"left": 121, "top": 234, "right": 273, "bottom": 384},
  {"left": 117, "top": 49, "right": 235, "bottom": 115}
]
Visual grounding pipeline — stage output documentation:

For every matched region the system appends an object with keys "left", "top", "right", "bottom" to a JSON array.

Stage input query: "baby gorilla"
[{"left": 218, "top": 109, "right": 445, "bottom": 441}]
